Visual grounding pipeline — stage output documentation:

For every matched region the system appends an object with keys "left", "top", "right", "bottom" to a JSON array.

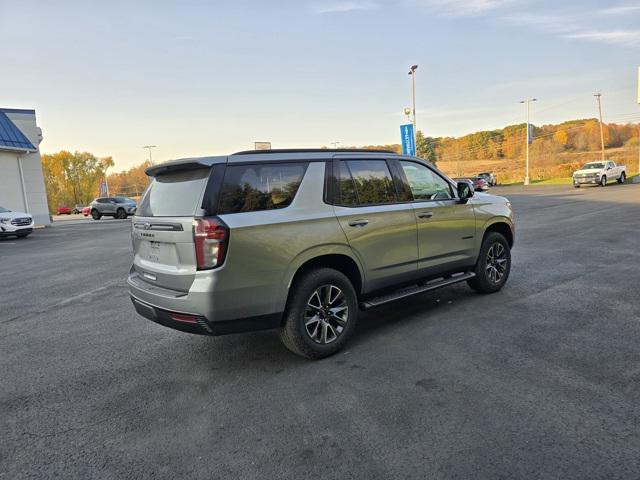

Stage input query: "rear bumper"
[
  {"left": 127, "top": 269, "right": 282, "bottom": 335},
  {"left": 130, "top": 295, "right": 282, "bottom": 336}
]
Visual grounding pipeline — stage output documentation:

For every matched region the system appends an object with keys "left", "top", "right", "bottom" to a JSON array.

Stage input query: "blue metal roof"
[
  {"left": 0, "top": 112, "right": 35, "bottom": 151},
  {"left": 0, "top": 108, "right": 36, "bottom": 114}
]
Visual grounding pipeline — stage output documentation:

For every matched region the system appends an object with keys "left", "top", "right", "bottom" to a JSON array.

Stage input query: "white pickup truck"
[{"left": 572, "top": 160, "right": 626, "bottom": 188}]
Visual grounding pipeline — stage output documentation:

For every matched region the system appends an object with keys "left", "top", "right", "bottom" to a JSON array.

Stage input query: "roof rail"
[{"left": 231, "top": 148, "right": 398, "bottom": 155}]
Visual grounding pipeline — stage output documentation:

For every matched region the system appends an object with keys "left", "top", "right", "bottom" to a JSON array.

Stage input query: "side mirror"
[{"left": 457, "top": 181, "right": 474, "bottom": 201}]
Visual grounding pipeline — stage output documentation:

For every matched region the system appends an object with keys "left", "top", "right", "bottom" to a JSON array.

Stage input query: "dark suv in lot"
[
  {"left": 128, "top": 149, "right": 515, "bottom": 359},
  {"left": 89, "top": 196, "right": 137, "bottom": 220}
]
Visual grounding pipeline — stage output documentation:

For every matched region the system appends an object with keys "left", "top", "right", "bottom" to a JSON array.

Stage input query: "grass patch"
[
  {"left": 532, "top": 177, "right": 573, "bottom": 185},
  {"left": 498, "top": 177, "right": 573, "bottom": 186}
]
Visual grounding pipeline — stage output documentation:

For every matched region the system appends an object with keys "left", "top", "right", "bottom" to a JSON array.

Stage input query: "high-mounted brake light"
[{"left": 193, "top": 217, "right": 229, "bottom": 270}]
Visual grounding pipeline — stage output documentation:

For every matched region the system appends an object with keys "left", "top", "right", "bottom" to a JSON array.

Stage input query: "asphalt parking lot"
[{"left": 2, "top": 184, "right": 639, "bottom": 479}]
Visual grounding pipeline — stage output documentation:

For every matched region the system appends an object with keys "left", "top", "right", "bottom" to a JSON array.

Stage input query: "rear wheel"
[
  {"left": 116, "top": 208, "right": 127, "bottom": 219},
  {"left": 618, "top": 172, "right": 626, "bottom": 184},
  {"left": 468, "top": 231, "right": 511, "bottom": 294},
  {"left": 279, "top": 268, "right": 357, "bottom": 359},
  {"left": 600, "top": 175, "right": 607, "bottom": 187},
  {"left": 91, "top": 209, "right": 101, "bottom": 220}
]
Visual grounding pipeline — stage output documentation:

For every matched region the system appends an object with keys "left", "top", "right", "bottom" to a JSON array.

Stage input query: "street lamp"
[
  {"left": 143, "top": 145, "right": 157, "bottom": 165},
  {"left": 519, "top": 98, "right": 537, "bottom": 185},
  {"left": 408, "top": 65, "right": 418, "bottom": 146}
]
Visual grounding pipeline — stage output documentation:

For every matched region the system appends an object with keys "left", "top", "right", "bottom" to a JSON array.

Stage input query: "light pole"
[
  {"left": 408, "top": 65, "right": 418, "bottom": 147},
  {"left": 104, "top": 164, "right": 110, "bottom": 197},
  {"left": 594, "top": 93, "right": 605, "bottom": 161},
  {"left": 143, "top": 145, "right": 157, "bottom": 165},
  {"left": 520, "top": 98, "right": 537, "bottom": 185}
]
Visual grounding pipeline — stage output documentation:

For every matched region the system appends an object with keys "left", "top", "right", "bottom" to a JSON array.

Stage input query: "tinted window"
[
  {"left": 336, "top": 162, "right": 358, "bottom": 205},
  {"left": 217, "top": 163, "right": 308, "bottom": 214},
  {"left": 340, "top": 160, "right": 397, "bottom": 205},
  {"left": 137, "top": 168, "right": 210, "bottom": 217},
  {"left": 400, "top": 161, "right": 453, "bottom": 201},
  {"left": 115, "top": 197, "right": 135, "bottom": 203}
]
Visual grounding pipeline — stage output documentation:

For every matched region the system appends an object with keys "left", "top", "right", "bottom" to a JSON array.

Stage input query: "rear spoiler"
[{"left": 145, "top": 156, "right": 228, "bottom": 177}]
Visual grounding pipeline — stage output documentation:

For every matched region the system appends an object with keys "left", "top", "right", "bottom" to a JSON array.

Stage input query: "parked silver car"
[
  {"left": 128, "top": 149, "right": 515, "bottom": 359},
  {"left": 89, "top": 196, "right": 137, "bottom": 220}
]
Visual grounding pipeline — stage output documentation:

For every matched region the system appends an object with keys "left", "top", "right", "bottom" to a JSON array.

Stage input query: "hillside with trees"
[
  {"left": 343, "top": 118, "right": 639, "bottom": 181},
  {"left": 41, "top": 118, "right": 639, "bottom": 213}
]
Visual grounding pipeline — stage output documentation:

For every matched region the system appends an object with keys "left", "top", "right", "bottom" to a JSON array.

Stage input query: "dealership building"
[{"left": 0, "top": 108, "right": 50, "bottom": 225}]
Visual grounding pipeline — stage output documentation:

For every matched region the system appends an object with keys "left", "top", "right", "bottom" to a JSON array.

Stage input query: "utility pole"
[
  {"left": 637, "top": 67, "right": 640, "bottom": 179},
  {"left": 520, "top": 98, "right": 537, "bottom": 185},
  {"left": 594, "top": 93, "right": 605, "bottom": 161},
  {"left": 408, "top": 65, "right": 418, "bottom": 147},
  {"left": 143, "top": 145, "right": 157, "bottom": 165}
]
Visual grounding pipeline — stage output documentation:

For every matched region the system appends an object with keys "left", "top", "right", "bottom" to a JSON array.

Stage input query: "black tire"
[
  {"left": 600, "top": 175, "right": 607, "bottom": 187},
  {"left": 574, "top": 184, "right": 580, "bottom": 188},
  {"left": 618, "top": 172, "right": 626, "bottom": 184},
  {"left": 16, "top": 232, "right": 30, "bottom": 238},
  {"left": 91, "top": 209, "right": 101, "bottom": 220},
  {"left": 467, "top": 231, "right": 511, "bottom": 294},
  {"left": 116, "top": 208, "right": 127, "bottom": 219},
  {"left": 279, "top": 268, "right": 358, "bottom": 360}
]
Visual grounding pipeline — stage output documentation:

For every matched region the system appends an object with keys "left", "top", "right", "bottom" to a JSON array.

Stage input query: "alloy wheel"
[
  {"left": 486, "top": 242, "right": 508, "bottom": 284},
  {"left": 304, "top": 284, "right": 348, "bottom": 344}
]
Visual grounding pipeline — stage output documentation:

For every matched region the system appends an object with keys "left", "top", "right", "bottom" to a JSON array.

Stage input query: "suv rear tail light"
[{"left": 193, "top": 217, "right": 229, "bottom": 270}]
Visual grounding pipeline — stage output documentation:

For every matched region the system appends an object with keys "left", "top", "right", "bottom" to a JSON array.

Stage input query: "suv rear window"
[
  {"left": 217, "top": 163, "right": 308, "bottom": 214},
  {"left": 137, "top": 169, "right": 209, "bottom": 217}
]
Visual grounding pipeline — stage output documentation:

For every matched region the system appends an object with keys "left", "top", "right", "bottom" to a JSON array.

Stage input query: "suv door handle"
[
  {"left": 417, "top": 212, "right": 434, "bottom": 219},
  {"left": 348, "top": 219, "right": 369, "bottom": 227}
]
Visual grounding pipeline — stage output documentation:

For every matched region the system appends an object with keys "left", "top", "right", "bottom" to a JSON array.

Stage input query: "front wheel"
[
  {"left": 16, "top": 232, "right": 30, "bottom": 238},
  {"left": 116, "top": 208, "right": 127, "bottom": 219},
  {"left": 279, "top": 268, "right": 358, "bottom": 359},
  {"left": 618, "top": 172, "right": 626, "bottom": 184},
  {"left": 600, "top": 175, "right": 607, "bottom": 187},
  {"left": 468, "top": 232, "right": 511, "bottom": 294}
]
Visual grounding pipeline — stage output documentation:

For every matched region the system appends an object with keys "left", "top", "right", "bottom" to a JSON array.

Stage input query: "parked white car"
[
  {"left": 0, "top": 206, "right": 34, "bottom": 238},
  {"left": 573, "top": 161, "right": 626, "bottom": 188}
]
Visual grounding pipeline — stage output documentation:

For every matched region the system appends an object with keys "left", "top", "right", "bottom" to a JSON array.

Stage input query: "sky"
[{"left": 2, "top": 0, "right": 639, "bottom": 170}]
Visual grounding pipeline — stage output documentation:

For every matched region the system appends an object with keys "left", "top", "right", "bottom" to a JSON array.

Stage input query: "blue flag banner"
[{"left": 401, "top": 124, "right": 415, "bottom": 156}]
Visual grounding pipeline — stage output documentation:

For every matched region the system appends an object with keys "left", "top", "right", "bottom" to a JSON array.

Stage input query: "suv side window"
[
  {"left": 337, "top": 160, "right": 397, "bottom": 206},
  {"left": 217, "top": 162, "right": 308, "bottom": 214},
  {"left": 399, "top": 161, "right": 453, "bottom": 201}
]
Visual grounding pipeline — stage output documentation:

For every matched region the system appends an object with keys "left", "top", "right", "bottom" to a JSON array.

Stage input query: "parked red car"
[
  {"left": 82, "top": 206, "right": 90, "bottom": 217},
  {"left": 57, "top": 206, "right": 72, "bottom": 215}
]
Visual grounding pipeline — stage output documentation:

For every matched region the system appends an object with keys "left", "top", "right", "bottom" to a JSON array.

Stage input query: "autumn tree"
[
  {"left": 416, "top": 131, "right": 438, "bottom": 165},
  {"left": 41, "top": 151, "right": 114, "bottom": 213},
  {"left": 107, "top": 160, "right": 151, "bottom": 198}
]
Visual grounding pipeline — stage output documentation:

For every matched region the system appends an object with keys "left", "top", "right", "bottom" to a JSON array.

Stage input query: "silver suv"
[
  {"left": 90, "top": 196, "right": 137, "bottom": 220},
  {"left": 128, "top": 149, "right": 514, "bottom": 359}
]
